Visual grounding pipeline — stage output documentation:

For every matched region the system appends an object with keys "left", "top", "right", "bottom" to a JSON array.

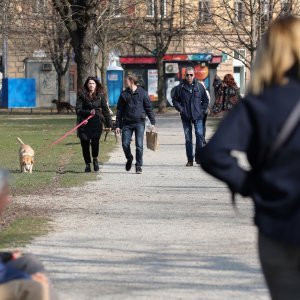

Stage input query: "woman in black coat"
[
  {"left": 76, "top": 76, "right": 112, "bottom": 172},
  {"left": 199, "top": 16, "right": 300, "bottom": 299}
]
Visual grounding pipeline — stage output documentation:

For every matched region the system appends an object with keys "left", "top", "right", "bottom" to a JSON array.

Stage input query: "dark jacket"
[
  {"left": 0, "top": 261, "right": 30, "bottom": 284},
  {"left": 76, "top": 90, "right": 112, "bottom": 141},
  {"left": 172, "top": 79, "right": 209, "bottom": 121},
  {"left": 116, "top": 87, "right": 156, "bottom": 128},
  {"left": 199, "top": 77, "right": 300, "bottom": 245},
  {"left": 223, "top": 85, "right": 241, "bottom": 111}
]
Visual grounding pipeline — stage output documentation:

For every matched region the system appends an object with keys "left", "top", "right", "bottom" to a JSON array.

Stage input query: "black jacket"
[
  {"left": 199, "top": 78, "right": 300, "bottom": 245},
  {"left": 172, "top": 80, "right": 209, "bottom": 121},
  {"left": 116, "top": 87, "right": 156, "bottom": 128},
  {"left": 76, "top": 90, "right": 112, "bottom": 141}
]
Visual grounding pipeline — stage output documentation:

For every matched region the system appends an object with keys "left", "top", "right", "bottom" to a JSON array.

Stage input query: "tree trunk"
[
  {"left": 72, "top": 32, "right": 96, "bottom": 88},
  {"left": 101, "top": 48, "right": 108, "bottom": 89},
  {"left": 57, "top": 73, "right": 66, "bottom": 102},
  {"left": 157, "top": 56, "right": 166, "bottom": 113},
  {"left": 75, "top": 48, "right": 96, "bottom": 88}
]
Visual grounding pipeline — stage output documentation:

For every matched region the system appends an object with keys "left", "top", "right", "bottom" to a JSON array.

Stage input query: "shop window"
[
  {"left": 234, "top": 1, "right": 245, "bottom": 22},
  {"left": 199, "top": 1, "right": 212, "bottom": 23}
]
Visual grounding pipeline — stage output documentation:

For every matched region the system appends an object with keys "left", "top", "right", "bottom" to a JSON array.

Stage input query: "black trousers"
[
  {"left": 258, "top": 231, "right": 300, "bottom": 300},
  {"left": 80, "top": 138, "right": 99, "bottom": 164}
]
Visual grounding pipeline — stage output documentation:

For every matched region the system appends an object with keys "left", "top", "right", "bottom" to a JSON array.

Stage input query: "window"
[
  {"left": 33, "top": 0, "right": 45, "bottom": 14},
  {"left": 147, "top": 0, "right": 167, "bottom": 17},
  {"left": 234, "top": 1, "right": 245, "bottom": 22},
  {"left": 281, "top": 0, "right": 292, "bottom": 15},
  {"left": 199, "top": 1, "right": 211, "bottom": 23},
  {"left": 261, "top": 0, "right": 271, "bottom": 31},
  {"left": 112, "top": 0, "right": 121, "bottom": 16},
  {"left": 234, "top": 49, "right": 246, "bottom": 61},
  {"left": 262, "top": 0, "right": 270, "bottom": 15},
  {"left": 147, "top": 0, "right": 154, "bottom": 16},
  {"left": 69, "top": 74, "right": 75, "bottom": 92}
]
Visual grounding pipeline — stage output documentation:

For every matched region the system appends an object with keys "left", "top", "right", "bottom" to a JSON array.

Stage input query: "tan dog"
[{"left": 17, "top": 138, "right": 34, "bottom": 173}]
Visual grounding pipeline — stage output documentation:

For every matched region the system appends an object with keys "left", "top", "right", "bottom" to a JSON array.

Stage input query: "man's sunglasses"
[{"left": 186, "top": 74, "right": 194, "bottom": 77}]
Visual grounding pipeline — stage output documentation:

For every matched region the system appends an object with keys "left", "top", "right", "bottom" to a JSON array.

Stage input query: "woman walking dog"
[
  {"left": 199, "top": 16, "right": 300, "bottom": 300},
  {"left": 76, "top": 76, "right": 112, "bottom": 173}
]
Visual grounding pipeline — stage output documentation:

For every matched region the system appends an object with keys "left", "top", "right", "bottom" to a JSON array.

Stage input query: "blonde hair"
[{"left": 248, "top": 16, "right": 300, "bottom": 95}]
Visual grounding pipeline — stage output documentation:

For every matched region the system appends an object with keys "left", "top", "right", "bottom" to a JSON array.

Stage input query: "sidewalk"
[{"left": 25, "top": 115, "right": 268, "bottom": 300}]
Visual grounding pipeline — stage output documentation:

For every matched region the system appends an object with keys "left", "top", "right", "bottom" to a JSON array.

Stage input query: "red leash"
[{"left": 50, "top": 114, "right": 94, "bottom": 146}]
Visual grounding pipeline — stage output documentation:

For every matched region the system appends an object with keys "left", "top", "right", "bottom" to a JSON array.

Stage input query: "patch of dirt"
[
  {"left": 0, "top": 201, "right": 50, "bottom": 231},
  {"left": 0, "top": 153, "right": 73, "bottom": 232}
]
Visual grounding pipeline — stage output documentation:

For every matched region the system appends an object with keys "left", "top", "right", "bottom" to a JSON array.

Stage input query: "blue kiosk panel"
[
  {"left": 2, "top": 78, "right": 36, "bottom": 108},
  {"left": 106, "top": 69, "right": 123, "bottom": 107}
]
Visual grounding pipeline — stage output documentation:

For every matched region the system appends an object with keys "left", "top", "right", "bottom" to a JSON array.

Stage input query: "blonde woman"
[{"left": 199, "top": 16, "right": 300, "bottom": 299}]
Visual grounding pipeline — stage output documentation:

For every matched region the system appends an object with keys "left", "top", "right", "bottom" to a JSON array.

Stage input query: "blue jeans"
[
  {"left": 122, "top": 123, "right": 145, "bottom": 167},
  {"left": 181, "top": 118, "right": 204, "bottom": 162}
]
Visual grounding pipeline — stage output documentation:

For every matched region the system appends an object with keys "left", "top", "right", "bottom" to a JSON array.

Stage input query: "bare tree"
[
  {"left": 200, "top": 0, "right": 300, "bottom": 69},
  {"left": 94, "top": 1, "right": 136, "bottom": 88},
  {"left": 128, "top": 0, "right": 197, "bottom": 113},
  {"left": 0, "top": 0, "right": 25, "bottom": 76},
  {"left": 42, "top": 11, "right": 72, "bottom": 102},
  {"left": 51, "top": 0, "right": 101, "bottom": 87},
  {"left": 8, "top": 1, "right": 72, "bottom": 102}
]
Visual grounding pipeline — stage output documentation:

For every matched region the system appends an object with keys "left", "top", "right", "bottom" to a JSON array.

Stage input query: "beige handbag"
[{"left": 146, "top": 131, "right": 159, "bottom": 151}]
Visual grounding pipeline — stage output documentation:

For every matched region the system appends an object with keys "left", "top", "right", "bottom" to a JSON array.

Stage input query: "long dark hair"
[
  {"left": 223, "top": 74, "right": 238, "bottom": 88},
  {"left": 83, "top": 76, "right": 105, "bottom": 98}
]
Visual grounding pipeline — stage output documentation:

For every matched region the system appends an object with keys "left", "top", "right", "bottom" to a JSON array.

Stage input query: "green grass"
[
  {"left": 0, "top": 217, "right": 49, "bottom": 249},
  {"left": 0, "top": 114, "right": 117, "bottom": 195},
  {"left": 0, "top": 114, "right": 117, "bottom": 249}
]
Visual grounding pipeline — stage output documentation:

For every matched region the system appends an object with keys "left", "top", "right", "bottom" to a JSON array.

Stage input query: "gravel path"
[{"left": 21, "top": 114, "right": 268, "bottom": 300}]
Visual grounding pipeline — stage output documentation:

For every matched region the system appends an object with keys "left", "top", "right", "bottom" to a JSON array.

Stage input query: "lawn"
[
  {"left": 0, "top": 114, "right": 117, "bottom": 249},
  {"left": 0, "top": 114, "right": 117, "bottom": 195}
]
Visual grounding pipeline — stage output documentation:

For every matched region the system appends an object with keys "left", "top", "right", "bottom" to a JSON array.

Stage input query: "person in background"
[
  {"left": 0, "top": 169, "right": 57, "bottom": 300},
  {"left": 116, "top": 74, "right": 156, "bottom": 174},
  {"left": 222, "top": 73, "right": 241, "bottom": 111},
  {"left": 199, "top": 16, "right": 300, "bottom": 300},
  {"left": 172, "top": 67, "right": 209, "bottom": 166},
  {"left": 199, "top": 80, "right": 211, "bottom": 144},
  {"left": 213, "top": 75, "right": 222, "bottom": 99},
  {"left": 76, "top": 76, "right": 112, "bottom": 173}
]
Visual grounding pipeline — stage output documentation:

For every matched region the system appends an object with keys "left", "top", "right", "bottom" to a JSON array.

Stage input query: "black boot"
[
  {"left": 85, "top": 164, "right": 91, "bottom": 173},
  {"left": 93, "top": 158, "right": 99, "bottom": 172},
  {"left": 125, "top": 156, "right": 133, "bottom": 171}
]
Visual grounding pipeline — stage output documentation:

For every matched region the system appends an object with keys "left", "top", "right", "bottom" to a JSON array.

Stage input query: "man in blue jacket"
[
  {"left": 172, "top": 67, "right": 209, "bottom": 166},
  {"left": 116, "top": 74, "right": 156, "bottom": 174}
]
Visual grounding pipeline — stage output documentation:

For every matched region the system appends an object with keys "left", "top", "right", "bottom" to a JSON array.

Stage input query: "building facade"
[{"left": 1, "top": 0, "right": 299, "bottom": 107}]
